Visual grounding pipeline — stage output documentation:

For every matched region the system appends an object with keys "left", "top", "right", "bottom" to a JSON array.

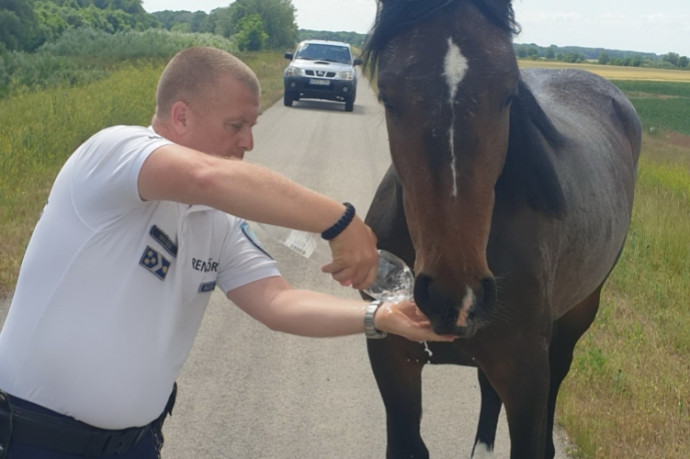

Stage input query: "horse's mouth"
[
  {"left": 415, "top": 275, "right": 496, "bottom": 338},
  {"left": 431, "top": 309, "right": 479, "bottom": 338}
]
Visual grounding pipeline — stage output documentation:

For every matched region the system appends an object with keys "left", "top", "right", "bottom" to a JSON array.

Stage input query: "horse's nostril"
[
  {"left": 413, "top": 274, "right": 433, "bottom": 307},
  {"left": 480, "top": 276, "right": 497, "bottom": 310},
  {"left": 413, "top": 274, "right": 456, "bottom": 324}
]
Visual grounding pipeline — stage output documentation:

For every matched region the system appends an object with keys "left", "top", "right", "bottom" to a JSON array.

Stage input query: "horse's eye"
[
  {"left": 503, "top": 85, "right": 519, "bottom": 107},
  {"left": 379, "top": 93, "right": 396, "bottom": 113}
]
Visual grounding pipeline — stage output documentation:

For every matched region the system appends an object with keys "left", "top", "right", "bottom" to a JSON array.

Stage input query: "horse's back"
[
  {"left": 521, "top": 67, "right": 641, "bottom": 162},
  {"left": 515, "top": 68, "right": 641, "bottom": 310}
]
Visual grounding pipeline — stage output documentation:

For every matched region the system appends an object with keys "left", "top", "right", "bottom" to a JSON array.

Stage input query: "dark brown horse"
[{"left": 361, "top": 0, "right": 641, "bottom": 457}]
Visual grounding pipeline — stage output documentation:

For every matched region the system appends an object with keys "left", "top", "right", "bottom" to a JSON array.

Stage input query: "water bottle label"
[{"left": 285, "top": 230, "right": 318, "bottom": 259}]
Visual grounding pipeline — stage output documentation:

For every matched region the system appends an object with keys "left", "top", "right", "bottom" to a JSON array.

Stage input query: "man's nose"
[{"left": 240, "top": 128, "right": 254, "bottom": 152}]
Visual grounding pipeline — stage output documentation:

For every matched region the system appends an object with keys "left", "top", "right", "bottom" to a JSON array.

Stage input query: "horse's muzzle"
[{"left": 414, "top": 274, "right": 496, "bottom": 337}]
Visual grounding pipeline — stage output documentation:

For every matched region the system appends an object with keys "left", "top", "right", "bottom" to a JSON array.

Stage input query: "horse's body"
[{"left": 362, "top": 1, "right": 641, "bottom": 458}]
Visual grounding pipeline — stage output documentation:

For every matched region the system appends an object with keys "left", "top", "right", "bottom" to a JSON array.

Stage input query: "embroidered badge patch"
[
  {"left": 139, "top": 246, "right": 171, "bottom": 280},
  {"left": 240, "top": 221, "right": 273, "bottom": 259},
  {"left": 198, "top": 281, "right": 217, "bottom": 293},
  {"left": 150, "top": 225, "right": 177, "bottom": 257}
]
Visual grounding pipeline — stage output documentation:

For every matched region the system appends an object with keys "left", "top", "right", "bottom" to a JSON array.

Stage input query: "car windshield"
[{"left": 295, "top": 43, "right": 351, "bottom": 64}]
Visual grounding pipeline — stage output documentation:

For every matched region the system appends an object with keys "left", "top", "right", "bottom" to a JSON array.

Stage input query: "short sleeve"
[
  {"left": 69, "top": 126, "right": 173, "bottom": 230},
  {"left": 215, "top": 216, "right": 281, "bottom": 293}
]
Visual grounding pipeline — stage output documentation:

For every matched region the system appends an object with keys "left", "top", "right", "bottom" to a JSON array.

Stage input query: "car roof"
[{"left": 298, "top": 39, "right": 351, "bottom": 48}]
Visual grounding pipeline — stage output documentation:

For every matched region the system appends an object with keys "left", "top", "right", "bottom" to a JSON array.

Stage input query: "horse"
[{"left": 361, "top": 0, "right": 641, "bottom": 457}]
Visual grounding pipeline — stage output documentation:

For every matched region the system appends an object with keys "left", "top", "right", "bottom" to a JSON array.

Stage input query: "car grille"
[{"left": 305, "top": 70, "right": 336, "bottom": 78}]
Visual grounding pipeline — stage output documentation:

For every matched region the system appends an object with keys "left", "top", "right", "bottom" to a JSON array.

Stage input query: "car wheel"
[
  {"left": 345, "top": 98, "right": 354, "bottom": 112},
  {"left": 284, "top": 92, "right": 294, "bottom": 107}
]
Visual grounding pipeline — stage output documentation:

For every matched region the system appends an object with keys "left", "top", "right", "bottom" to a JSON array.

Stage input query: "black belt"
[{"left": 0, "top": 384, "right": 176, "bottom": 457}]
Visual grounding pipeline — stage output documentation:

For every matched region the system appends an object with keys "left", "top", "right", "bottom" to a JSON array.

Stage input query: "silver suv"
[{"left": 283, "top": 40, "right": 362, "bottom": 112}]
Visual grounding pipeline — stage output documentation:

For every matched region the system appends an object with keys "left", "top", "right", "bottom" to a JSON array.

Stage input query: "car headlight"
[
  {"left": 338, "top": 70, "right": 355, "bottom": 80},
  {"left": 284, "top": 66, "right": 303, "bottom": 77}
]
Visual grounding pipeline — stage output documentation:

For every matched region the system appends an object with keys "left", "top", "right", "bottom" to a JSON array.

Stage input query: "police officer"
[{"left": 0, "top": 47, "right": 452, "bottom": 458}]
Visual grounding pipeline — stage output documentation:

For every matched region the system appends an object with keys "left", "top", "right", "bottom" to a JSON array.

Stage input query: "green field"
[
  {"left": 609, "top": 80, "right": 690, "bottom": 136},
  {"left": 1, "top": 56, "right": 689, "bottom": 458}
]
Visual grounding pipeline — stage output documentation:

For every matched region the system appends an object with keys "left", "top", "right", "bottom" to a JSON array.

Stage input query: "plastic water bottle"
[
  {"left": 253, "top": 223, "right": 414, "bottom": 303},
  {"left": 363, "top": 249, "right": 414, "bottom": 302}
]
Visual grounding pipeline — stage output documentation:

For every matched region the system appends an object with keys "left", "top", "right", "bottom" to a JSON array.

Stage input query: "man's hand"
[
  {"left": 375, "top": 299, "right": 457, "bottom": 343},
  {"left": 320, "top": 216, "right": 378, "bottom": 290}
]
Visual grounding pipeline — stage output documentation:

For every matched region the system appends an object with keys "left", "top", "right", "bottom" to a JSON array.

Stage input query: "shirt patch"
[
  {"left": 150, "top": 225, "right": 177, "bottom": 257},
  {"left": 139, "top": 246, "right": 171, "bottom": 280},
  {"left": 198, "top": 281, "right": 217, "bottom": 293},
  {"left": 240, "top": 222, "right": 273, "bottom": 259}
]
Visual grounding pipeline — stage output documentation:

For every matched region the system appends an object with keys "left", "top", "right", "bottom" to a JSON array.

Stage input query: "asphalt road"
[{"left": 0, "top": 75, "right": 572, "bottom": 458}]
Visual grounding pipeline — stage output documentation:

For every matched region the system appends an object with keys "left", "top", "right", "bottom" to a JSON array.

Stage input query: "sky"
[{"left": 141, "top": 0, "right": 690, "bottom": 57}]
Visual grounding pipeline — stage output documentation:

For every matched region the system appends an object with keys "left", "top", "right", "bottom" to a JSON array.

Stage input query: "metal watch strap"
[{"left": 364, "top": 300, "right": 388, "bottom": 339}]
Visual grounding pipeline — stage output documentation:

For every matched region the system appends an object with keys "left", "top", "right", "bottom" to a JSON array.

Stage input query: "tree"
[
  {"left": 217, "top": 0, "right": 297, "bottom": 49},
  {"left": 662, "top": 52, "right": 680, "bottom": 67},
  {"left": 545, "top": 45, "right": 556, "bottom": 60},
  {"left": 0, "top": 0, "right": 44, "bottom": 51},
  {"left": 234, "top": 14, "right": 268, "bottom": 51},
  {"left": 598, "top": 51, "right": 609, "bottom": 65}
]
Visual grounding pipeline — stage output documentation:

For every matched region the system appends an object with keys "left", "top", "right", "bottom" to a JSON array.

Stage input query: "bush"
[
  {"left": 40, "top": 27, "right": 238, "bottom": 60},
  {"left": 0, "top": 28, "right": 239, "bottom": 98}
]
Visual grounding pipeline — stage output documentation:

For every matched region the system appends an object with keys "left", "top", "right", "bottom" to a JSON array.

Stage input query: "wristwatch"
[{"left": 364, "top": 300, "right": 388, "bottom": 339}]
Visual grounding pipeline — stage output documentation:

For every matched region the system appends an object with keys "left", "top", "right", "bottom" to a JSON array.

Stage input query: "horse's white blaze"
[
  {"left": 443, "top": 38, "right": 468, "bottom": 100},
  {"left": 457, "top": 286, "right": 475, "bottom": 327},
  {"left": 443, "top": 38, "right": 468, "bottom": 197},
  {"left": 471, "top": 441, "right": 494, "bottom": 459}
]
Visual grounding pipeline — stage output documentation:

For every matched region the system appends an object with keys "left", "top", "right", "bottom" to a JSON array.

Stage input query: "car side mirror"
[
  {"left": 285, "top": 52, "right": 293, "bottom": 60},
  {"left": 353, "top": 58, "right": 363, "bottom": 66}
]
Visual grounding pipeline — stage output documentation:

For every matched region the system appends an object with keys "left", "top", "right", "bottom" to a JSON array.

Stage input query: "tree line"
[
  {"left": 0, "top": 0, "right": 299, "bottom": 53},
  {"left": 515, "top": 43, "right": 689, "bottom": 70},
  {"left": 2, "top": 0, "right": 686, "bottom": 68}
]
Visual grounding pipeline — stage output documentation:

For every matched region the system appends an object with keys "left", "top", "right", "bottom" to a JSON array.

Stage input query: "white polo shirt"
[{"left": 0, "top": 126, "right": 280, "bottom": 429}]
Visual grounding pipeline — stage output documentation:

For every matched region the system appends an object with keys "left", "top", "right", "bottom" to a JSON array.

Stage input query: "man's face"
[{"left": 183, "top": 75, "right": 259, "bottom": 159}]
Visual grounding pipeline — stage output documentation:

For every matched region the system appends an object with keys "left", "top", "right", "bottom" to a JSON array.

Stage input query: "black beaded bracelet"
[{"left": 321, "top": 202, "right": 356, "bottom": 240}]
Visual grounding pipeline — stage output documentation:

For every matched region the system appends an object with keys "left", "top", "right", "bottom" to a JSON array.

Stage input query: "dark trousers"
[
  {"left": 0, "top": 387, "right": 175, "bottom": 459},
  {"left": 7, "top": 428, "right": 161, "bottom": 458}
]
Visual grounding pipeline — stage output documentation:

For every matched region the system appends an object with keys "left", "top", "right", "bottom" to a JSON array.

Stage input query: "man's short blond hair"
[{"left": 155, "top": 47, "right": 260, "bottom": 119}]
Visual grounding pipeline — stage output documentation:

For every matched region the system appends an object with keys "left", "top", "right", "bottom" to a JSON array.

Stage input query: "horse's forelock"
[{"left": 363, "top": 0, "right": 520, "bottom": 78}]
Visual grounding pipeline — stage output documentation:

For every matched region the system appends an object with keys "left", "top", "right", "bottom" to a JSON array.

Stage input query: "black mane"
[
  {"left": 363, "top": 0, "right": 520, "bottom": 76},
  {"left": 363, "top": 0, "right": 566, "bottom": 218},
  {"left": 498, "top": 79, "right": 567, "bottom": 217}
]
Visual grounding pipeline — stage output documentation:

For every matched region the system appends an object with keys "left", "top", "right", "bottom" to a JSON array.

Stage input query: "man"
[{"left": 0, "top": 47, "right": 451, "bottom": 458}]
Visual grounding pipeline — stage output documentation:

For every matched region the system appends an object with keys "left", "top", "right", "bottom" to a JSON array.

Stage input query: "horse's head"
[{"left": 364, "top": 0, "right": 521, "bottom": 337}]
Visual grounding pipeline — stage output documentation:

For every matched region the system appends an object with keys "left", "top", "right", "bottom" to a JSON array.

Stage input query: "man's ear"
[{"left": 169, "top": 100, "right": 190, "bottom": 133}]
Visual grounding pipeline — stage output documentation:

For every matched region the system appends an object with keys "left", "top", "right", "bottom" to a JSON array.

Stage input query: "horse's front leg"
[
  {"left": 483, "top": 339, "right": 551, "bottom": 459},
  {"left": 471, "top": 368, "right": 502, "bottom": 457},
  {"left": 367, "top": 335, "right": 429, "bottom": 459}
]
